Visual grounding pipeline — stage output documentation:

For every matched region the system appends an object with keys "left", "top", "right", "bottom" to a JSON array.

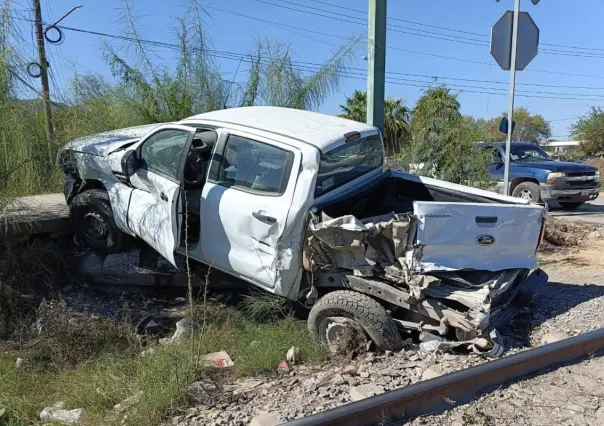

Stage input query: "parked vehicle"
[
  {"left": 482, "top": 142, "right": 600, "bottom": 209},
  {"left": 58, "top": 107, "right": 548, "bottom": 354},
  {"left": 550, "top": 154, "right": 567, "bottom": 162}
]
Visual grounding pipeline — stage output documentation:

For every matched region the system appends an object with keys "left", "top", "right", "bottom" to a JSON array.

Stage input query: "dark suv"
[{"left": 482, "top": 142, "right": 600, "bottom": 209}]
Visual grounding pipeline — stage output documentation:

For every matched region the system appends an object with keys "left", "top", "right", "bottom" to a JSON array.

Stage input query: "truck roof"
[{"left": 181, "top": 106, "right": 378, "bottom": 152}]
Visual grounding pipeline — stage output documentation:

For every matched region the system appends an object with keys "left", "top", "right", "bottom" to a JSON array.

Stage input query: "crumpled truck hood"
[{"left": 61, "top": 123, "right": 161, "bottom": 157}]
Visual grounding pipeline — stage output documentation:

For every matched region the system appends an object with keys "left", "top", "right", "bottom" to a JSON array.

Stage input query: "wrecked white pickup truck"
[{"left": 58, "top": 106, "right": 548, "bottom": 355}]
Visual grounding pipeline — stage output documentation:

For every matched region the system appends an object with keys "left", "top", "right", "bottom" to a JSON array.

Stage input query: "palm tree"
[{"left": 339, "top": 90, "right": 411, "bottom": 154}]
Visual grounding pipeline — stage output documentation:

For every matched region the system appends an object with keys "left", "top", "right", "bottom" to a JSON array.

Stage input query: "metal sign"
[{"left": 490, "top": 11, "right": 539, "bottom": 71}]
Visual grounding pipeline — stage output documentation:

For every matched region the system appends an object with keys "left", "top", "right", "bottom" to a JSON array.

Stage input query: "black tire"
[
  {"left": 511, "top": 181, "right": 542, "bottom": 203},
  {"left": 70, "top": 189, "right": 125, "bottom": 254},
  {"left": 558, "top": 202, "right": 585, "bottom": 209},
  {"left": 308, "top": 290, "right": 403, "bottom": 352}
]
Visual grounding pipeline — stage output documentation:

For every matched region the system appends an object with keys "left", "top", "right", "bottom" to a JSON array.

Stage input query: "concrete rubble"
[{"left": 200, "top": 351, "right": 235, "bottom": 369}]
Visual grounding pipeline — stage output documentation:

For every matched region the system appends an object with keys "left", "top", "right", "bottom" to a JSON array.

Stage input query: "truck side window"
[
  {"left": 140, "top": 129, "right": 191, "bottom": 179},
  {"left": 216, "top": 135, "right": 294, "bottom": 195}
]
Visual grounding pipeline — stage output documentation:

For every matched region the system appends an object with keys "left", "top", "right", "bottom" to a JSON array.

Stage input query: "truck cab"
[{"left": 482, "top": 141, "right": 600, "bottom": 209}]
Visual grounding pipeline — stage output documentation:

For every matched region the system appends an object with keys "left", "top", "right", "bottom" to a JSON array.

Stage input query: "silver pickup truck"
[{"left": 57, "top": 106, "right": 548, "bottom": 354}]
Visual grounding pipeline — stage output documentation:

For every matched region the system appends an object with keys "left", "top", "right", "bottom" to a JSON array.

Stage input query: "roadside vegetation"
[{"left": 0, "top": 237, "right": 326, "bottom": 425}]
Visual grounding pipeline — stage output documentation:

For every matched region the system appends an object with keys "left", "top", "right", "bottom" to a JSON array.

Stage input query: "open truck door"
[{"left": 125, "top": 124, "right": 196, "bottom": 266}]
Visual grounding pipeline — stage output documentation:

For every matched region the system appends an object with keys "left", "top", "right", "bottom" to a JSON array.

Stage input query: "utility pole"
[
  {"left": 367, "top": 0, "right": 387, "bottom": 136},
  {"left": 33, "top": 0, "right": 55, "bottom": 166},
  {"left": 502, "top": 0, "right": 520, "bottom": 196}
]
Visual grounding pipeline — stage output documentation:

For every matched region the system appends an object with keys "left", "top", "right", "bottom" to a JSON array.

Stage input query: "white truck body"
[{"left": 58, "top": 106, "right": 547, "bottom": 350}]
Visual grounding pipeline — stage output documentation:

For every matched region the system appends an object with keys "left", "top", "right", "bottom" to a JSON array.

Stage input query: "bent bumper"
[
  {"left": 541, "top": 185, "right": 600, "bottom": 202},
  {"left": 489, "top": 268, "right": 548, "bottom": 331}
]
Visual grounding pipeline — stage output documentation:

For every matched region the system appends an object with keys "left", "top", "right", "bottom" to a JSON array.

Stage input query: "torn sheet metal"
[
  {"left": 306, "top": 212, "right": 413, "bottom": 277},
  {"left": 305, "top": 211, "right": 533, "bottom": 344}
]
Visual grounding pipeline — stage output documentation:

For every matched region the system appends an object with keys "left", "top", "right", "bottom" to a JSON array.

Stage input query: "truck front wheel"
[
  {"left": 307, "top": 290, "right": 403, "bottom": 353},
  {"left": 70, "top": 189, "right": 125, "bottom": 254},
  {"left": 512, "top": 181, "right": 542, "bottom": 203}
]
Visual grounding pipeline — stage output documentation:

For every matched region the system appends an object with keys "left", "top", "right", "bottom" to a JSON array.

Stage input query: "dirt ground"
[{"left": 169, "top": 236, "right": 604, "bottom": 426}]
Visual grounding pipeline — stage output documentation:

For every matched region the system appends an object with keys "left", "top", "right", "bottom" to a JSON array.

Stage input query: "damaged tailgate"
[{"left": 413, "top": 201, "right": 545, "bottom": 272}]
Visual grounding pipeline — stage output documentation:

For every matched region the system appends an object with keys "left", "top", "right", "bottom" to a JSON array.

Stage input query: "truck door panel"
[{"left": 199, "top": 131, "right": 301, "bottom": 291}]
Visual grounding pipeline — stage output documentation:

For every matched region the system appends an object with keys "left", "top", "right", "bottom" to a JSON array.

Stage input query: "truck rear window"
[{"left": 315, "top": 134, "right": 384, "bottom": 197}]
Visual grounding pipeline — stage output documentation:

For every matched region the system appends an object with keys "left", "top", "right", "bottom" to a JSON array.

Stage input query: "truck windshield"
[
  {"left": 510, "top": 145, "right": 552, "bottom": 162},
  {"left": 315, "top": 134, "right": 384, "bottom": 197}
]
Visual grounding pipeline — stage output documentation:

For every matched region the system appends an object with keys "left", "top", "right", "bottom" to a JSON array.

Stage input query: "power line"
[
  {"left": 301, "top": 0, "right": 604, "bottom": 54},
  {"left": 199, "top": 3, "right": 604, "bottom": 81},
  {"left": 11, "top": 14, "right": 604, "bottom": 101},
  {"left": 257, "top": 0, "right": 604, "bottom": 59}
]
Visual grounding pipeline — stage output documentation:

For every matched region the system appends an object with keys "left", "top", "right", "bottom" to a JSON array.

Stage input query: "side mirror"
[{"left": 121, "top": 150, "right": 140, "bottom": 178}]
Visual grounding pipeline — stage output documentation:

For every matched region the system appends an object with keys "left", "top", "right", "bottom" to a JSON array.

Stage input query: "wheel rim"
[
  {"left": 518, "top": 189, "right": 533, "bottom": 201},
  {"left": 83, "top": 211, "right": 110, "bottom": 244},
  {"left": 318, "top": 316, "right": 354, "bottom": 353}
]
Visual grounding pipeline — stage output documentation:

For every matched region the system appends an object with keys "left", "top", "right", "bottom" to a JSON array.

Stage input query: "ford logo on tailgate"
[{"left": 476, "top": 235, "right": 495, "bottom": 246}]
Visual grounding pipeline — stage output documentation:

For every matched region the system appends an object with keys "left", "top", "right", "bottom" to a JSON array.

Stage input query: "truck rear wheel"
[
  {"left": 70, "top": 189, "right": 125, "bottom": 254},
  {"left": 307, "top": 290, "right": 403, "bottom": 352},
  {"left": 512, "top": 181, "right": 542, "bottom": 203},
  {"left": 558, "top": 202, "right": 585, "bottom": 209}
]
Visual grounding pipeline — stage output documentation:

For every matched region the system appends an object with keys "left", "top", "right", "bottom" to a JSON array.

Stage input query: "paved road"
[{"left": 548, "top": 196, "right": 604, "bottom": 225}]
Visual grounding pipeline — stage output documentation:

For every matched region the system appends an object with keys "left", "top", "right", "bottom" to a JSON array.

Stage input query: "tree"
[
  {"left": 338, "top": 90, "right": 411, "bottom": 154},
  {"left": 484, "top": 107, "right": 551, "bottom": 144},
  {"left": 408, "top": 86, "right": 489, "bottom": 186},
  {"left": 570, "top": 107, "right": 604, "bottom": 155},
  {"left": 239, "top": 36, "right": 360, "bottom": 111},
  {"left": 462, "top": 116, "right": 488, "bottom": 142}
]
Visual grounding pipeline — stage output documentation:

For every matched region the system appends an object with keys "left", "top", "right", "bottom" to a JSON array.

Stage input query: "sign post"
[{"left": 490, "top": 1, "right": 540, "bottom": 195}]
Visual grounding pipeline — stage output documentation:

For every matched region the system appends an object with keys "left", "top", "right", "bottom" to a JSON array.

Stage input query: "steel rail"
[{"left": 284, "top": 327, "right": 604, "bottom": 426}]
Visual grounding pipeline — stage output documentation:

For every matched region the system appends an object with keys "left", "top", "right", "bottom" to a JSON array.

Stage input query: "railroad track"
[{"left": 284, "top": 328, "right": 604, "bottom": 426}]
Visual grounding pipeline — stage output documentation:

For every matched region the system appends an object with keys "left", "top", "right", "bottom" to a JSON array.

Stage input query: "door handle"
[
  {"left": 475, "top": 216, "right": 497, "bottom": 224},
  {"left": 160, "top": 192, "right": 168, "bottom": 201},
  {"left": 252, "top": 211, "right": 277, "bottom": 224}
]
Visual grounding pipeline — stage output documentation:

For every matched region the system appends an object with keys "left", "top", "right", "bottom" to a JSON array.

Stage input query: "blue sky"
[{"left": 12, "top": 0, "right": 604, "bottom": 139}]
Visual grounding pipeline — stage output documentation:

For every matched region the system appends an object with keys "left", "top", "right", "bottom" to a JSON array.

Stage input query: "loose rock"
[
  {"left": 250, "top": 411, "right": 284, "bottom": 426},
  {"left": 114, "top": 391, "right": 143, "bottom": 413},
  {"left": 421, "top": 365, "right": 443, "bottom": 381},
  {"left": 541, "top": 331, "right": 570, "bottom": 345},
  {"left": 350, "top": 384, "right": 385, "bottom": 402}
]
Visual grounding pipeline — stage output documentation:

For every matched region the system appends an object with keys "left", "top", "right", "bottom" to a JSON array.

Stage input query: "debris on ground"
[
  {"left": 543, "top": 217, "right": 602, "bottom": 247},
  {"left": 39, "top": 403, "right": 83, "bottom": 424},
  {"left": 249, "top": 411, "right": 285, "bottom": 426},
  {"left": 113, "top": 391, "right": 143, "bottom": 413},
  {"left": 349, "top": 384, "right": 385, "bottom": 402},
  {"left": 200, "top": 351, "right": 235, "bottom": 369},
  {"left": 277, "top": 361, "right": 290, "bottom": 375},
  {"left": 172, "top": 317, "right": 194, "bottom": 342},
  {"left": 286, "top": 346, "right": 299, "bottom": 364}
]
